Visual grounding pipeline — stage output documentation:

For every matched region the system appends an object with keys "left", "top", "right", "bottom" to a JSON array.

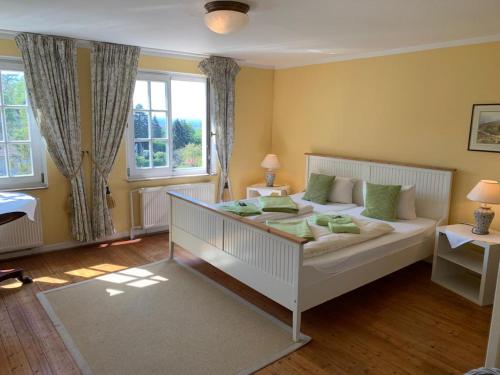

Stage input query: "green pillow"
[
  {"left": 302, "top": 173, "right": 335, "bottom": 205},
  {"left": 361, "top": 182, "right": 401, "bottom": 221}
]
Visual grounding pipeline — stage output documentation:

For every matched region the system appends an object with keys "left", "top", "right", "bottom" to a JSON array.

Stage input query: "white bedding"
[
  {"left": 303, "top": 206, "right": 436, "bottom": 275},
  {"left": 304, "top": 215, "right": 394, "bottom": 258},
  {"left": 289, "top": 192, "right": 357, "bottom": 213}
]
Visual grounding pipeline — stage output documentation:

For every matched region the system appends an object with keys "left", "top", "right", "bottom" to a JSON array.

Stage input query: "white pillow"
[
  {"left": 397, "top": 185, "right": 417, "bottom": 220},
  {"left": 362, "top": 183, "right": 417, "bottom": 220},
  {"left": 353, "top": 179, "right": 365, "bottom": 206},
  {"left": 329, "top": 177, "right": 355, "bottom": 204}
]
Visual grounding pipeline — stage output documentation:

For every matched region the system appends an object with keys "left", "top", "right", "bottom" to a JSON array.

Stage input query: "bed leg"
[
  {"left": 168, "top": 194, "right": 174, "bottom": 261},
  {"left": 168, "top": 234, "right": 174, "bottom": 260},
  {"left": 292, "top": 309, "right": 301, "bottom": 342}
]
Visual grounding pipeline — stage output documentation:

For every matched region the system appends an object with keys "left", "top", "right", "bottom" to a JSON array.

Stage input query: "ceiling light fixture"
[{"left": 204, "top": 1, "right": 250, "bottom": 34}]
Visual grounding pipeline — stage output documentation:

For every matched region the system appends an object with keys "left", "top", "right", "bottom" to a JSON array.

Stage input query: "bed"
[{"left": 167, "top": 154, "right": 454, "bottom": 342}]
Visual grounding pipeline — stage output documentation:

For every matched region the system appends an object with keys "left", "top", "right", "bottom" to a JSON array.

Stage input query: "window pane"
[
  {"left": 151, "top": 112, "right": 167, "bottom": 138},
  {"left": 1, "top": 71, "right": 27, "bottom": 106},
  {"left": 134, "top": 141, "right": 150, "bottom": 168},
  {"left": 0, "top": 144, "right": 7, "bottom": 177},
  {"left": 0, "top": 112, "right": 3, "bottom": 142},
  {"left": 133, "top": 111, "right": 149, "bottom": 139},
  {"left": 171, "top": 79, "right": 206, "bottom": 169},
  {"left": 5, "top": 108, "right": 30, "bottom": 141},
  {"left": 8, "top": 143, "right": 33, "bottom": 176},
  {"left": 150, "top": 81, "right": 166, "bottom": 110},
  {"left": 133, "top": 80, "right": 149, "bottom": 110},
  {"left": 152, "top": 140, "right": 167, "bottom": 167}
]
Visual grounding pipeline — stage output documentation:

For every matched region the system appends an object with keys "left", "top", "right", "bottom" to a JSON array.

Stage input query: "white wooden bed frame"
[{"left": 168, "top": 154, "right": 454, "bottom": 342}]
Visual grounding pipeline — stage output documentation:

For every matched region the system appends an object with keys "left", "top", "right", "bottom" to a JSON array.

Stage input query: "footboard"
[{"left": 167, "top": 192, "right": 306, "bottom": 341}]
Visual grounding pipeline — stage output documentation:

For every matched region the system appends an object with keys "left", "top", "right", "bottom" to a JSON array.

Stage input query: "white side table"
[
  {"left": 246, "top": 183, "right": 290, "bottom": 199},
  {"left": 432, "top": 224, "right": 500, "bottom": 306}
]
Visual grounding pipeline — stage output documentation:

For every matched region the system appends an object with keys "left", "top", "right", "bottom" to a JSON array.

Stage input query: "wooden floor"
[{"left": 0, "top": 233, "right": 492, "bottom": 375}]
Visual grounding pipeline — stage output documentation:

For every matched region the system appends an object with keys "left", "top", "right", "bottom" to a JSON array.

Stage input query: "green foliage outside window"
[
  {"left": 172, "top": 119, "right": 202, "bottom": 169},
  {"left": 133, "top": 108, "right": 204, "bottom": 169},
  {"left": 0, "top": 71, "right": 33, "bottom": 177}
]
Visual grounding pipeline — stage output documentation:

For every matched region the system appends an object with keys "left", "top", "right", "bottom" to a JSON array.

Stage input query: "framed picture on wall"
[{"left": 468, "top": 104, "right": 500, "bottom": 153}]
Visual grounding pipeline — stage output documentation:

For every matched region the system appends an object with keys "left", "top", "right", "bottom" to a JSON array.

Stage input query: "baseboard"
[{"left": 0, "top": 227, "right": 168, "bottom": 261}]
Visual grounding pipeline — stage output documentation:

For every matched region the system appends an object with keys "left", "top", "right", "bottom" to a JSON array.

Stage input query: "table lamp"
[
  {"left": 467, "top": 180, "right": 500, "bottom": 235},
  {"left": 260, "top": 154, "right": 280, "bottom": 187}
]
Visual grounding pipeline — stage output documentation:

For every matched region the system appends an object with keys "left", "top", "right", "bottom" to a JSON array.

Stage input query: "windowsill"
[
  {"left": 0, "top": 183, "right": 48, "bottom": 192},
  {"left": 126, "top": 173, "right": 215, "bottom": 182}
]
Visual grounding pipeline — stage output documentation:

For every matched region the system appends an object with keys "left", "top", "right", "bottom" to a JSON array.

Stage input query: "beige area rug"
[{"left": 38, "top": 260, "right": 310, "bottom": 375}]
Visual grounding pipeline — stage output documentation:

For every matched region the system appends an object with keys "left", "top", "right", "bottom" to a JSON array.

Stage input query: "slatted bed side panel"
[
  {"left": 171, "top": 198, "right": 223, "bottom": 249},
  {"left": 223, "top": 220, "right": 298, "bottom": 285}
]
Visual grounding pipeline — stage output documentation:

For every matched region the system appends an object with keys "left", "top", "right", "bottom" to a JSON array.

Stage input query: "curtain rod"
[{"left": 0, "top": 29, "right": 274, "bottom": 69}]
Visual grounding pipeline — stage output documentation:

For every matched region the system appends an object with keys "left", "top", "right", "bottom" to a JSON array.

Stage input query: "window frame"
[
  {"left": 127, "top": 70, "right": 210, "bottom": 180},
  {"left": 0, "top": 59, "right": 47, "bottom": 191}
]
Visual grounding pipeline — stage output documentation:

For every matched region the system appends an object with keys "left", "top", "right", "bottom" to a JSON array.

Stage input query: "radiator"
[
  {"left": 130, "top": 182, "right": 215, "bottom": 238},
  {"left": 0, "top": 200, "right": 43, "bottom": 253}
]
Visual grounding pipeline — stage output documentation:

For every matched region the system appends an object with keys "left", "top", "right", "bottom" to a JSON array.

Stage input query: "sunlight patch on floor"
[
  {"left": 0, "top": 280, "right": 22, "bottom": 289},
  {"left": 90, "top": 264, "right": 127, "bottom": 272},
  {"left": 96, "top": 273, "right": 136, "bottom": 284},
  {"left": 65, "top": 268, "right": 105, "bottom": 278},
  {"left": 94, "top": 265, "right": 170, "bottom": 294},
  {"left": 98, "top": 238, "right": 142, "bottom": 248},
  {"left": 106, "top": 288, "right": 124, "bottom": 296},
  {"left": 151, "top": 275, "right": 168, "bottom": 282},
  {"left": 34, "top": 276, "right": 68, "bottom": 284},
  {"left": 126, "top": 279, "right": 159, "bottom": 288}
]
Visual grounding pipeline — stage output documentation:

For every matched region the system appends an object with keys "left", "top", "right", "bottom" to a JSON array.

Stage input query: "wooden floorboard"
[{"left": 0, "top": 233, "right": 492, "bottom": 375}]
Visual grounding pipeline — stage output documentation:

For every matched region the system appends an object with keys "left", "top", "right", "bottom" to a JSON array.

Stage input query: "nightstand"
[
  {"left": 432, "top": 224, "right": 500, "bottom": 306},
  {"left": 246, "top": 183, "right": 290, "bottom": 199}
]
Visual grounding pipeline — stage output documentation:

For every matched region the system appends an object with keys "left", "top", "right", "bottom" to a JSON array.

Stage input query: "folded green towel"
[
  {"left": 265, "top": 219, "right": 314, "bottom": 241},
  {"left": 328, "top": 221, "right": 361, "bottom": 234},
  {"left": 259, "top": 196, "right": 299, "bottom": 214},
  {"left": 309, "top": 214, "right": 360, "bottom": 234},
  {"left": 311, "top": 214, "right": 353, "bottom": 226},
  {"left": 219, "top": 202, "right": 261, "bottom": 217}
]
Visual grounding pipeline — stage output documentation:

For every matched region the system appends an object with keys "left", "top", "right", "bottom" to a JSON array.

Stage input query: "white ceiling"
[{"left": 0, "top": 0, "right": 499, "bottom": 68}]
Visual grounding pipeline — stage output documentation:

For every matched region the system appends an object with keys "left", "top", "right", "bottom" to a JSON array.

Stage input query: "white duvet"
[{"left": 303, "top": 216, "right": 394, "bottom": 259}]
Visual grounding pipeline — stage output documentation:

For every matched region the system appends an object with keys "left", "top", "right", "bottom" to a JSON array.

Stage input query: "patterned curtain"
[
  {"left": 90, "top": 41, "right": 140, "bottom": 239},
  {"left": 15, "top": 33, "right": 92, "bottom": 242},
  {"left": 198, "top": 56, "right": 240, "bottom": 201}
]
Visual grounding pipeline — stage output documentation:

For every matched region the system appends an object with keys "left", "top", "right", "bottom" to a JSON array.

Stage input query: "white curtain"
[
  {"left": 90, "top": 41, "right": 140, "bottom": 239},
  {"left": 198, "top": 56, "right": 240, "bottom": 201},
  {"left": 16, "top": 33, "right": 92, "bottom": 241}
]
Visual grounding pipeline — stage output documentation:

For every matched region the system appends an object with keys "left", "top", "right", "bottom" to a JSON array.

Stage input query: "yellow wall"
[
  {"left": 272, "top": 42, "right": 500, "bottom": 228},
  {"left": 4, "top": 35, "right": 500, "bottom": 244},
  {"left": 0, "top": 39, "right": 274, "bottom": 245}
]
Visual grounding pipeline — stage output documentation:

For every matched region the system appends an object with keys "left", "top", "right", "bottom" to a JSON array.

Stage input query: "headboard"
[{"left": 305, "top": 153, "right": 455, "bottom": 223}]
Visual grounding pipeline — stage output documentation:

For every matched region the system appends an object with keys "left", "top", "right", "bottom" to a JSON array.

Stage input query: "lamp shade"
[
  {"left": 204, "top": 10, "right": 249, "bottom": 34},
  {"left": 467, "top": 180, "right": 500, "bottom": 204},
  {"left": 260, "top": 154, "right": 280, "bottom": 170}
]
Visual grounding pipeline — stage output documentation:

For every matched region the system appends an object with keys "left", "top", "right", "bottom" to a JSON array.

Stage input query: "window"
[
  {"left": 0, "top": 60, "right": 46, "bottom": 190},
  {"left": 127, "top": 71, "right": 209, "bottom": 180}
]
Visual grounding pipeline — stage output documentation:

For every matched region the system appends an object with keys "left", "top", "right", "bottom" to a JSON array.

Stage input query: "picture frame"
[{"left": 468, "top": 104, "right": 500, "bottom": 153}]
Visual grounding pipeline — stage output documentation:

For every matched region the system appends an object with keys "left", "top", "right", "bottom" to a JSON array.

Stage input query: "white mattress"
[
  {"left": 303, "top": 206, "right": 436, "bottom": 275},
  {"left": 288, "top": 192, "right": 357, "bottom": 213}
]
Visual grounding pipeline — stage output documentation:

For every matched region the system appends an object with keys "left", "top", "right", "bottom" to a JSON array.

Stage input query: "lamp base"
[
  {"left": 264, "top": 171, "right": 276, "bottom": 187},
  {"left": 472, "top": 206, "right": 495, "bottom": 235}
]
